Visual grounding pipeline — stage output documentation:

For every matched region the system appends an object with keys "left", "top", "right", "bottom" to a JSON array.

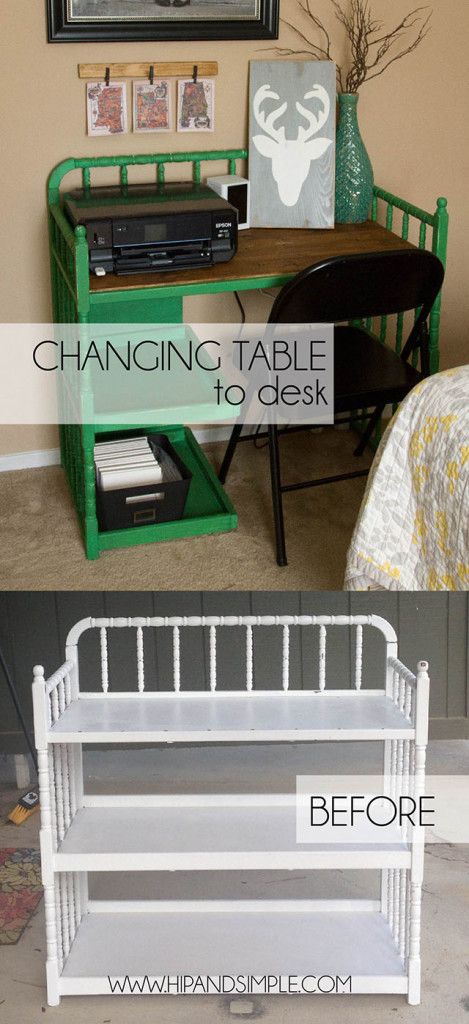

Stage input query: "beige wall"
[{"left": 1, "top": 0, "right": 468, "bottom": 456}]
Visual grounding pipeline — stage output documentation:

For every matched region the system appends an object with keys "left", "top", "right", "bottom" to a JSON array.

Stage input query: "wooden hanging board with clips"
[{"left": 78, "top": 63, "right": 218, "bottom": 79}]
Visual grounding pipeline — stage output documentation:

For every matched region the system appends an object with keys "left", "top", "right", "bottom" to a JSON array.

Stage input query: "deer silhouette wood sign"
[{"left": 249, "top": 61, "right": 336, "bottom": 229}]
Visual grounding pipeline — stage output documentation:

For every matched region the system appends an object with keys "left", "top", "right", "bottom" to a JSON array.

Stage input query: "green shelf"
[{"left": 95, "top": 425, "right": 237, "bottom": 554}]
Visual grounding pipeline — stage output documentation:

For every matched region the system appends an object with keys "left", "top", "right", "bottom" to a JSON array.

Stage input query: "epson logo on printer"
[{"left": 216, "top": 221, "right": 232, "bottom": 228}]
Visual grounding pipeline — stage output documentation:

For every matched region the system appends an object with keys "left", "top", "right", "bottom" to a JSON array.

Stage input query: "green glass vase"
[{"left": 335, "top": 93, "right": 374, "bottom": 224}]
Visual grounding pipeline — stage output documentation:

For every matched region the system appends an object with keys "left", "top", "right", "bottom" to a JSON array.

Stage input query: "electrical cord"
[{"left": 234, "top": 290, "right": 246, "bottom": 324}]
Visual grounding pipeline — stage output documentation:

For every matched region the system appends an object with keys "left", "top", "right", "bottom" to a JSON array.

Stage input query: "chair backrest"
[{"left": 268, "top": 249, "right": 444, "bottom": 365}]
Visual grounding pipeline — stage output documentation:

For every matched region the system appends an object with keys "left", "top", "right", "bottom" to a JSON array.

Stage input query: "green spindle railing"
[
  {"left": 372, "top": 186, "right": 448, "bottom": 374},
  {"left": 46, "top": 156, "right": 448, "bottom": 370},
  {"left": 394, "top": 209, "right": 410, "bottom": 356}
]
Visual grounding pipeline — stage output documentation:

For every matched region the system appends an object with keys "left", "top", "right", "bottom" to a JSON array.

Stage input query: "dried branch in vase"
[{"left": 269, "top": 0, "right": 432, "bottom": 93}]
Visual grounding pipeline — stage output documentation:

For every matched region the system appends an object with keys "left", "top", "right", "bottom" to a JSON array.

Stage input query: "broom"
[{"left": 0, "top": 645, "right": 40, "bottom": 824}]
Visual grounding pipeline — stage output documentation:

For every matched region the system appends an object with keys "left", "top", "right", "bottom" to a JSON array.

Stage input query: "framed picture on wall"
[{"left": 47, "top": 0, "right": 279, "bottom": 41}]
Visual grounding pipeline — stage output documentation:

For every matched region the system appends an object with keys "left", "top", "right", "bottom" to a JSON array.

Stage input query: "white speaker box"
[{"left": 206, "top": 174, "right": 250, "bottom": 230}]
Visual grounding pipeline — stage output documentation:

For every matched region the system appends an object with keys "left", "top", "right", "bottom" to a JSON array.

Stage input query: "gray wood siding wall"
[{"left": 1, "top": 591, "right": 468, "bottom": 750}]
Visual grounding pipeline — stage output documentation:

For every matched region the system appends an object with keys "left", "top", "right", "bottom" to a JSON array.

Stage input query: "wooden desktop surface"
[{"left": 89, "top": 221, "right": 415, "bottom": 294}]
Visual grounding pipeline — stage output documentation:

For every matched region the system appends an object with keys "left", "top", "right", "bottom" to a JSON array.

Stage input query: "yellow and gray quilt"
[{"left": 345, "top": 366, "right": 469, "bottom": 591}]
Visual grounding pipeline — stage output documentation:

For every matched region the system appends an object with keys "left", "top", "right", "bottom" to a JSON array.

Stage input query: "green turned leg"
[
  {"left": 428, "top": 304, "right": 441, "bottom": 375},
  {"left": 429, "top": 198, "right": 449, "bottom": 375},
  {"left": 82, "top": 424, "right": 99, "bottom": 560}
]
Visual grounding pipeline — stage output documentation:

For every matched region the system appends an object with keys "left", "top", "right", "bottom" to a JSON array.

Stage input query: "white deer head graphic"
[{"left": 252, "top": 83, "right": 333, "bottom": 207}]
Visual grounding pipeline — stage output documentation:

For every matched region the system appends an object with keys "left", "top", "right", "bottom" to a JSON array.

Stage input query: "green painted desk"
[{"left": 48, "top": 151, "right": 448, "bottom": 558}]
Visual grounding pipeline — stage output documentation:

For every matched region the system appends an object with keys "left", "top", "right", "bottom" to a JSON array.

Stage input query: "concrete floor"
[{"left": 1, "top": 742, "right": 468, "bottom": 1023}]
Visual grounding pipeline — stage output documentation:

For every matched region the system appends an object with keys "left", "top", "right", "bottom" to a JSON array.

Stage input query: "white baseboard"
[
  {"left": 0, "top": 447, "right": 61, "bottom": 473},
  {"left": 192, "top": 425, "right": 232, "bottom": 446},
  {"left": 0, "top": 426, "right": 233, "bottom": 474}
]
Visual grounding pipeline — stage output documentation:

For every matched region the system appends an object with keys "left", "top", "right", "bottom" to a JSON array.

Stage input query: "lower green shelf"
[{"left": 96, "top": 425, "right": 237, "bottom": 553}]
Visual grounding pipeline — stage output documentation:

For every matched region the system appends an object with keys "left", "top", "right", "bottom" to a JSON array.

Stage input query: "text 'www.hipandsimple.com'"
[{"left": 107, "top": 974, "right": 353, "bottom": 995}]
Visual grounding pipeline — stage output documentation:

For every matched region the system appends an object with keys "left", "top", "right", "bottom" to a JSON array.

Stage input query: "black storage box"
[{"left": 96, "top": 432, "right": 192, "bottom": 531}]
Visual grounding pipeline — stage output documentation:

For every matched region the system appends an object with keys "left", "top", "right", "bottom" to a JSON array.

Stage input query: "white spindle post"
[
  {"left": 136, "top": 626, "right": 144, "bottom": 693},
  {"left": 209, "top": 626, "right": 217, "bottom": 692},
  {"left": 100, "top": 627, "right": 109, "bottom": 693},
  {"left": 74, "top": 872, "right": 82, "bottom": 929},
  {"left": 282, "top": 625, "right": 289, "bottom": 692},
  {"left": 404, "top": 680, "right": 412, "bottom": 722},
  {"left": 408, "top": 882, "right": 422, "bottom": 1003},
  {"left": 36, "top": 732, "right": 60, "bottom": 1006},
  {"left": 37, "top": 746, "right": 52, "bottom": 832},
  {"left": 390, "top": 739, "right": 398, "bottom": 802},
  {"left": 58, "top": 677, "right": 65, "bottom": 717},
  {"left": 246, "top": 625, "right": 253, "bottom": 691},
  {"left": 355, "top": 625, "right": 363, "bottom": 690},
  {"left": 403, "top": 739, "right": 411, "bottom": 843},
  {"left": 392, "top": 868, "right": 400, "bottom": 943},
  {"left": 48, "top": 748, "right": 58, "bottom": 850},
  {"left": 68, "top": 745, "right": 77, "bottom": 820},
  {"left": 393, "top": 668, "right": 399, "bottom": 706},
  {"left": 54, "top": 747, "right": 65, "bottom": 843},
  {"left": 396, "top": 738, "right": 404, "bottom": 808},
  {"left": 381, "top": 867, "right": 389, "bottom": 922},
  {"left": 60, "top": 874, "right": 70, "bottom": 959},
  {"left": 54, "top": 877, "right": 63, "bottom": 973},
  {"left": 399, "top": 673, "right": 405, "bottom": 714},
  {"left": 66, "top": 873, "right": 75, "bottom": 944},
  {"left": 319, "top": 625, "right": 326, "bottom": 691},
  {"left": 173, "top": 626, "right": 180, "bottom": 692},
  {"left": 415, "top": 661, "right": 430, "bottom": 749},
  {"left": 43, "top": 881, "right": 59, "bottom": 999},
  {"left": 51, "top": 687, "right": 59, "bottom": 724},
  {"left": 405, "top": 872, "right": 411, "bottom": 962},
  {"left": 399, "top": 870, "right": 407, "bottom": 958},
  {"left": 388, "top": 866, "right": 395, "bottom": 932},
  {"left": 60, "top": 745, "right": 71, "bottom": 832},
  {"left": 64, "top": 672, "right": 71, "bottom": 708},
  {"left": 408, "top": 660, "right": 429, "bottom": 1005}
]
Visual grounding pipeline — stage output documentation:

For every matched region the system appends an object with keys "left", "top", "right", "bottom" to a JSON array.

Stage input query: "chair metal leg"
[
  {"left": 353, "top": 404, "right": 385, "bottom": 457},
  {"left": 219, "top": 423, "right": 243, "bottom": 483},
  {"left": 267, "top": 423, "right": 287, "bottom": 567}
]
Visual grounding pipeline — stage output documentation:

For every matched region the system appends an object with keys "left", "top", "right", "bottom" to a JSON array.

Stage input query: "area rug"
[{"left": 0, "top": 848, "right": 42, "bottom": 944}]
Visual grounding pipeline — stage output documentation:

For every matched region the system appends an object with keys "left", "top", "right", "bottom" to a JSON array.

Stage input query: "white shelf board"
[
  {"left": 48, "top": 691, "right": 414, "bottom": 743},
  {"left": 60, "top": 902, "right": 407, "bottom": 995},
  {"left": 56, "top": 796, "right": 410, "bottom": 871}
]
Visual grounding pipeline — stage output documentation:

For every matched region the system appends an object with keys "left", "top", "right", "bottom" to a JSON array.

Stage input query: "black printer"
[{"left": 64, "top": 182, "right": 238, "bottom": 276}]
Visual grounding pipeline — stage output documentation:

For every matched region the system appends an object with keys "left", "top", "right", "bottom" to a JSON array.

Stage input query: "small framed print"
[
  {"left": 177, "top": 79, "right": 215, "bottom": 133},
  {"left": 133, "top": 80, "right": 172, "bottom": 133},
  {"left": 86, "top": 81, "right": 128, "bottom": 136}
]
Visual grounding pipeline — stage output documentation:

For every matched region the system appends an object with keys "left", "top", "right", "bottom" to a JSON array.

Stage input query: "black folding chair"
[{"left": 219, "top": 248, "right": 445, "bottom": 566}]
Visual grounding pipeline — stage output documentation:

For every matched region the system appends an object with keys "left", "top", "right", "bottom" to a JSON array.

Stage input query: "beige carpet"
[{"left": 0, "top": 430, "right": 369, "bottom": 590}]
